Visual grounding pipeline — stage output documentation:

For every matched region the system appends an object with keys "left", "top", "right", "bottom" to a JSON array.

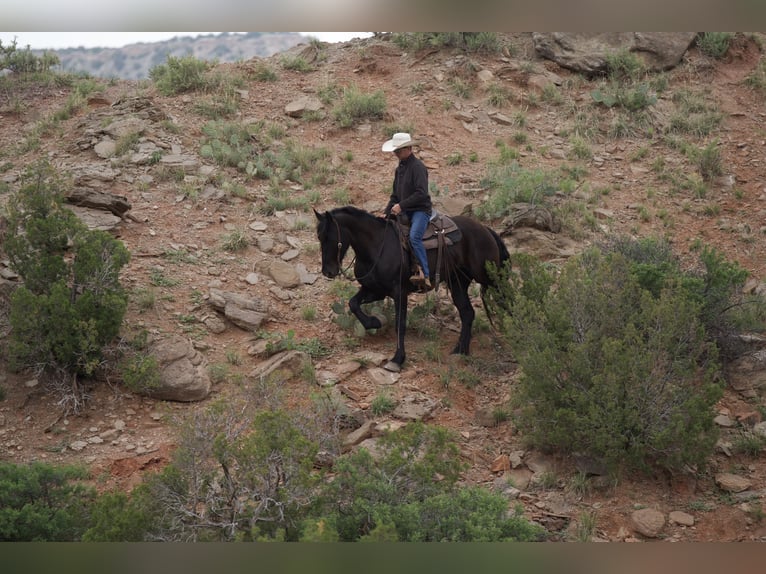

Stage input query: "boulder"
[
  {"left": 146, "top": 335, "right": 211, "bottom": 402},
  {"left": 533, "top": 33, "right": 698, "bottom": 75}
]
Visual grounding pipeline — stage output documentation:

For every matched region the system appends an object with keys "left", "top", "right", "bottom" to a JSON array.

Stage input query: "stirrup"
[{"left": 410, "top": 270, "right": 432, "bottom": 291}]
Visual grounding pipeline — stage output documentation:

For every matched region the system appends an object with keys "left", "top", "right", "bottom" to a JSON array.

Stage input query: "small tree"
[
  {"left": 488, "top": 242, "right": 725, "bottom": 473},
  {"left": 318, "top": 423, "right": 545, "bottom": 541},
  {"left": 3, "top": 160, "right": 130, "bottom": 408},
  {"left": 136, "top": 402, "right": 320, "bottom": 541},
  {"left": 0, "top": 461, "right": 94, "bottom": 541}
]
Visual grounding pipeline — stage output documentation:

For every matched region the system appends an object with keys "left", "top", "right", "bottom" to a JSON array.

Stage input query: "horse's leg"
[
  {"left": 388, "top": 288, "right": 408, "bottom": 369},
  {"left": 448, "top": 276, "right": 475, "bottom": 355},
  {"left": 348, "top": 286, "right": 385, "bottom": 330}
]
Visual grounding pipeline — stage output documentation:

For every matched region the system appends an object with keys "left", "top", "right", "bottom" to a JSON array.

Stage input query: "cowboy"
[{"left": 381, "top": 132, "right": 433, "bottom": 291}]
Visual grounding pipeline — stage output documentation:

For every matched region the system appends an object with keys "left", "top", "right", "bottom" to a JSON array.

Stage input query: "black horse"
[{"left": 315, "top": 206, "right": 510, "bottom": 372}]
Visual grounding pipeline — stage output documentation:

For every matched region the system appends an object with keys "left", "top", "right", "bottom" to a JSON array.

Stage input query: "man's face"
[{"left": 393, "top": 146, "right": 411, "bottom": 159}]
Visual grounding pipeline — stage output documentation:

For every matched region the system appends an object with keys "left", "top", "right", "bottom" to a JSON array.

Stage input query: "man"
[{"left": 381, "top": 132, "right": 433, "bottom": 291}]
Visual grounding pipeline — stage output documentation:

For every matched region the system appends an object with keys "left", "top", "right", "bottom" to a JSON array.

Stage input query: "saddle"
[
  {"left": 394, "top": 210, "right": 462, "bottom": 290},
  {"left": 395, "top": 210, "right": 462, "bottom": 250}
]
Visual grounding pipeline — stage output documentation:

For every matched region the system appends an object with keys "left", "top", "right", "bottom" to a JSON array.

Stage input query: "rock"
[
  {"left": 223, "top": 305, "right": 268, "bottom": 331},
  {"left": 372, "top": 420, "right": 407, "bottom": 436},
  {"left": 509, "top": 450, "right": 525, "bottom": 469},
  {"left": 727, "top": 349, "right": 766, "bottom": 393},
  {"left": 631, "top": 507, "right": 666, "bottom": 538},
  {"left": 714, "top": 414, "right": 735, "bottom": 427},
  {"left": 489, "top": 112, "right": 513, "bottom": 125},
  {"left": 342, "top": 420, "right": 374, "bottom": 450},
  {"left": 474, "top": 406, "right": 499, "bottom": 427},
  {"left": 715, "top": 472, "right": 753, "bottom": 493},
  {"left": 66, "top": 187, "right": 131, "bottom": 217},
  {"left": 391, "top": 395, "right": 437, "bottom": 422},
  {"left": 295, "top": 263, "right": 319, "bottom": 284},
  {"left": 267, "top": 261, "right": 302, "bottom": 288},
  {"left": 71, "top": 164, "right": 121, "bottom": 186},
  {"left": 284, "top": 96, "right": 323, "bottom": 118},
  {"left": 753, "top": 421, "right": 766, "bottom": 439},
  {"left": 203, "top": 315, "right": 227, "bottom": 334},
  {"left": 159, "top": 154, "right": 199, "bottom": 173},
  {"left": 669, "top": 510, "right": 695, "bottom": 526},
  {"left": 208, "top": 288, "right": 270, "bottom": 330},
  {"left": 93, "top": 139, "right": 116, "bottom": 158},
  {"left": 249, "top": 350, "right": 310, "bottom": 381},
  {"left": 67, "top": 205, "right": 123, "bottom": 231},
  {"left": 525, "top": 452, "right": 555, "bottom": 474},
  {"left": 145, "top": 335, "right": 212, "bottom": 402},
  {"left": 367, "top": 367, "right": 400, "bottom": 386},
  {"left": 477, "top": 69, "right": 494, "bottom": 83},
  {"left": 506, "top": 467, "right": 534, "bottom": 490},
  {"left": 491, "top": 454, "right": 511, "bottom": 473}
]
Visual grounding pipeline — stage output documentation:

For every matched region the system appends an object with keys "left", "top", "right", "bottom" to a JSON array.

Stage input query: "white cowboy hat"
[{"left": 381, "top": 132, "right": 418, "bottom": 152}]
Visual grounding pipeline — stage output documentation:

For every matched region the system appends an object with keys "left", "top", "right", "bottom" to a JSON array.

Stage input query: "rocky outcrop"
[{"left": 533, "top": 33, "right": 698, "bottom": 75}]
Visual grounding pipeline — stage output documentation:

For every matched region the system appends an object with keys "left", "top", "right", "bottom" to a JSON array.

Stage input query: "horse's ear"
[{"left": 313, "top": 208, "right": 323, "bottom": 221}]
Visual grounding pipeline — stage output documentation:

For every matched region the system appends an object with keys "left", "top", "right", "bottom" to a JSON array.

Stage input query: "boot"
[{"left": 410, "top": 268, "right": 432, "bottom": 292}]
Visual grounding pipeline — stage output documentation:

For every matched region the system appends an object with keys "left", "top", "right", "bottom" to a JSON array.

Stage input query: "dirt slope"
[{"left": 1, "top": 33, "right": 766, "bottom": 541}]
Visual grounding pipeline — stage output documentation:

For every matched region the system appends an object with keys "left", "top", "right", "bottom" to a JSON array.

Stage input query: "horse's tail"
[{"left": 480, "top": 228, "right": 512, "bottom": 328}]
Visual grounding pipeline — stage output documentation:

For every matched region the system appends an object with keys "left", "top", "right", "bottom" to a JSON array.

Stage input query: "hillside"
[
  {"left": 34, "top": 32, "right": 310, "bottom": 79},
  {"left": 1, "top": 32, "right": 766, "bottom": 542}
]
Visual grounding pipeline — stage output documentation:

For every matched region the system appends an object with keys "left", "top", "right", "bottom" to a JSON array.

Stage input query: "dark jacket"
[{"left": 384, "top": 154, "right": 432, "bottom": 216}]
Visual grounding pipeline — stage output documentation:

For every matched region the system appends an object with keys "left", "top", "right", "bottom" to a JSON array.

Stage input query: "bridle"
[{"left": 333, "top": 217, "right": 356, "bottom": 279}]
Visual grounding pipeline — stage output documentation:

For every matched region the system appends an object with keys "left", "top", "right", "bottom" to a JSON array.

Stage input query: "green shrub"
[
  {"left": 200, "top": 120, "right": 261, "bottom": 171},
  {"left": 149, "top": 55, "right": 215, "bottom": 96},
  {"left": 3, "top": 161, "right": 130, "bottom": 400},
  {"left": 139, "top": 406, "right": 321, "bottom": 541},
  {"left": 251, "top": 62, "right": 278, "bottom": 82},
  {"left": 0, "top": 38, "right": 59, "bottom": 73},
  {"left": 221, "top": 228, "right": 249, "bottom": 252},
  {"left": 488, "top": 242, "right": 726, "bottom": 473},
  {"left": 119, "top": 353, "right": 161, "bottom": 394},
  {"left": 392, "top": 33, "right": 501, "bottom": 54},
  {"left": 475, "top": 164, "right": 568, "bottom": 219},
  {"left": 604, "top": 49, "right": 646, "bottom": 82},
  {"left": 82, "top": 489, "right": 153, "bottom": 541},
  {"left": 320, "top": 423, "right": 545, "bottom": 541},
  {"left": 0, "top": 461, "right": 94, "bottom": 541},
  {"left": 668, "top": 89, "right": 723, "bottom": 136},
  {"left": 693, "top": 139, "right": 724, "bottom": 181},
  {"left": 280, "top": 55, "right": 312, "bottom": 72},
  {"left": 463, "top": 32, "right": 502, "bottom": 53},
  {"left": 370, "top": 392, "right": 396, "bottom": 415},
  {"left": 591, "top": 82, "right": 657, "bottom": 112},
  {"left": 332, "top": 84, "right": 386, "bottom": 128},
  {"left": 696, "top": 32, "right": 733, "bottom": 59},
  {"left": 745, "top": 58, "right": 766, "bottom": 95},
  {"left": 260, "top": 329, "right": 331, "bottom": 359},
  {"left": 487, "top": 83, "right": 511, "bottom": 107}
]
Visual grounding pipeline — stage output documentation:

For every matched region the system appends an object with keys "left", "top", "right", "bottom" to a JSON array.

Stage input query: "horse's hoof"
[{"left": 383, "top": 361, "right": 401, "bottom": 373}]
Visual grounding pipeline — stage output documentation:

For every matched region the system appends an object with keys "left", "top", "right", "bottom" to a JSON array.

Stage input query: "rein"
[{"left": 333, "top": 215, "right": 389, "bottom": 282}]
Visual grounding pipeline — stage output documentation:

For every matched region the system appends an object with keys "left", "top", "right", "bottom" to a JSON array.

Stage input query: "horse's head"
[{"left": 315, "top": 209, "right": 350, "bottom": 278}]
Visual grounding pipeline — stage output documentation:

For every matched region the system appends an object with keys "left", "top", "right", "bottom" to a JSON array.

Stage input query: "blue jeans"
[{"left": 407, "top": 210, "right": 430, "bottom": 278}]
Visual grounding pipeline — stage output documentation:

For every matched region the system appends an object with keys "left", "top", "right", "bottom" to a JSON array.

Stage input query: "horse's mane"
[{"left": 329, "top": 205, "right": 381, "bottom": 224}]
